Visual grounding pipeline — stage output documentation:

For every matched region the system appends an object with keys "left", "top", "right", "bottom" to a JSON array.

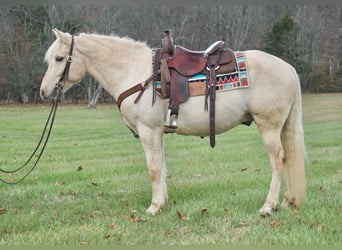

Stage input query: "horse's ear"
[{"left": 52, "top": 28, "right": 71, "bottom": 45}]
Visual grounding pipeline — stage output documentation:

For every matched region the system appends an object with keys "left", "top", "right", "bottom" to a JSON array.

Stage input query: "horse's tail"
[{"left": 281, "top": 73, "right": 306, "bottom": 206}]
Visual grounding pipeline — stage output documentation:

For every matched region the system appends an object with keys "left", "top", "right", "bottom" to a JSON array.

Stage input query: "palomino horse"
[{"left": 40, "top": 29, "right": 305, "bottom": 216}]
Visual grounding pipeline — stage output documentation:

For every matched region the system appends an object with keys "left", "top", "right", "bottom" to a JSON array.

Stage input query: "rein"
[{"left": 0, "top": 36, "right": 74, "bottom": 184}]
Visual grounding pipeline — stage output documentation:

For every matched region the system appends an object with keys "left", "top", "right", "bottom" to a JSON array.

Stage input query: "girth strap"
[{"left": 117, "top": 74, "right": 154, "bottom": 109}]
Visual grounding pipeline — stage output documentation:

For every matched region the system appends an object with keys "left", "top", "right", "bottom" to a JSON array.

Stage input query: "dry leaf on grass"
[
  {"left": 201, "top": 208, "right": 207, "bottom": 215},
  {"left": 177, "top": 210, "right": 188, "bottom": 221},
  {"left": 0, "top": 207, "right": 7, "bottom": 214},
  {"left": 239, "top": 220, "right": 249, "bottom": 226},
  {"left": 70, "top": 191, "right": 77, "bottom": 197},
  {"left": 103, "top": 233, "right": 119, "bottom": 240},
  {"left": 79, "top": 241, "right": 88, "bottom": 246},
  {"left": 269, "top": 220, "right": 279, "bottom": 227},
  {"left": 164, "top": 231, "right": 173, "bottom": 237},
  {"left": 129, "top": 210, "right": 147, "bottom": 223}
]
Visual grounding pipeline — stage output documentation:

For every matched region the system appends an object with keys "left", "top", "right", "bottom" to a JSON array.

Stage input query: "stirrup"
[
  {"left": 171, "top": 114, "right": 177, "bottom": 128},
  {"left": 164, "top": 109, "right": 177, "bottom": 129}
]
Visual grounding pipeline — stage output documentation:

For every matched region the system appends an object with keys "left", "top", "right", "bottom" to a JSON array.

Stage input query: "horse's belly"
[{"left": 173, "top": 92, "right": 249, "bottom": 136}]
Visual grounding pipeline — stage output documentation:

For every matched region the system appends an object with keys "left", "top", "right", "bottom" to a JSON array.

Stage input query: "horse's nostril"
[{"left": 41, "top": 90, "right": 45, "bottom": 98}]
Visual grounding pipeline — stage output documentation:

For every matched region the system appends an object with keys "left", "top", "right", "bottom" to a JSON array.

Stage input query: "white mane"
[{"left": 44, "top": 33, "right": 150, "bottom": 65}]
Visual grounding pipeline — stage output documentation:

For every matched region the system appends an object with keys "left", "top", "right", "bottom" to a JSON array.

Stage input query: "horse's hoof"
[
  {"left": 259, "top": 206, "right": 272, "bottom": 217},
  {"left": 259, "top": 202, "right": 279, "bottom": 217},
  {"left": 146, "top": 205, "right": 161, "bottom": 215},
  {"left": 281, "top": 198, "right": 291, "bottom": 209}
]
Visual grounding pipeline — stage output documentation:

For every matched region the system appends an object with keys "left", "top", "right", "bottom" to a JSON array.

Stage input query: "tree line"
[{"left": 0, "top": 5, "right": 341, "bottom": 104}]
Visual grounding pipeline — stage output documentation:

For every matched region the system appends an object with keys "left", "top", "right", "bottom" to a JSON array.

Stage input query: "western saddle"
[{"left": 155, "top": 30, "right": 237, "bottom": 147}]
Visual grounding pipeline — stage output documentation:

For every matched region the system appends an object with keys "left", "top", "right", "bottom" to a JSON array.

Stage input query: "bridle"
[
  {"left": 0, "top": 35, "right": 75, "bottom": 184},
  {"left": 56, "top": 35, "right": 75, "bottom": 100}
]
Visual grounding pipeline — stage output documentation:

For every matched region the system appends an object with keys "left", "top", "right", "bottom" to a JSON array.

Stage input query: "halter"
[{"left": 0, "top": 35, "right": 75, "bottom": 184}]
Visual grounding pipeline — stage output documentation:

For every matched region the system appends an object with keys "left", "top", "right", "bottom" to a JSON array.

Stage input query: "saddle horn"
[{"left": 162, "top": 30, "right": 175, "bottom": 56}]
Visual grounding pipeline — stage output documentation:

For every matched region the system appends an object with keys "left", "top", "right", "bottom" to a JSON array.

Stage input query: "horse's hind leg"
[
  {"left": 138, "top": 126, "right": 168, "bottom": 215},
  {"left": 258, "top": 128, "right": 286, "bottom": 216}
]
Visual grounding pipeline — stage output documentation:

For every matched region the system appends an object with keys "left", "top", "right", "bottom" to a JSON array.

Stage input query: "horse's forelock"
[{"left": 44, "top": 39, "right": 60, "bottom": 64}]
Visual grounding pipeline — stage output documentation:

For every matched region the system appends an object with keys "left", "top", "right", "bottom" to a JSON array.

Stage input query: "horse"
[{"left": 40, "top": 28, "right": 305, "bottom": 216}]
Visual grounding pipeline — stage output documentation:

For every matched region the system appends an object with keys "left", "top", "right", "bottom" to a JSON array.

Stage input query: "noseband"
[{"left": 56, "top": 35, "right": 75, "bottom": 100}]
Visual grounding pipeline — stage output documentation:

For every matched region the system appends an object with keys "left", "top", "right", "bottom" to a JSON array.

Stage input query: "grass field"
[{"left": 0, "top": 93, "right": 341, "bottom": 246}]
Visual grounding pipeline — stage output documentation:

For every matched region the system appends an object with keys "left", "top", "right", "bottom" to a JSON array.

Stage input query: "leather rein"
[{"left": 0, "top": 36, "right": 74, "bottom": 184}]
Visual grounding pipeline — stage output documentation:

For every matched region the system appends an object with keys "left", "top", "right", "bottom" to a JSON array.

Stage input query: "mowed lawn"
[{"left": 0, "top": 93, "right": 341, "bottom": 246}]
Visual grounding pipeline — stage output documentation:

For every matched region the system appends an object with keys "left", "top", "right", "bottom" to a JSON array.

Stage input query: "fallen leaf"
[
  {"left": 103, "top": 234, "right": 111, "bottom": 240},
  {"left": 130, "top": 210, "right": 147, "bottom": 223},
  {"left": 201, "top": 208, "right": 207, "bottom": 216},
  {"left": 107, "top": 224, "right": 116, "bottom": 229},
  {"left": 77, "top": 165, "right": 83, "bottom": 171},
  {"left": 239, "top": 220, "right": 249, "bottom": 226},
  {"left": 0, "top": 208, "right": 7, "bottom": 214},
  {"left": 91, "top": 182, "right": 98, "bottom": 187},
  {"left": 177, "top": 210, "right": 188, "bottom": 221},
  {"left": 70, "top": 191, "right": 77, "bottom": 197},
  {"left": 79, "top": 241, "right": 88, "bottom": 246},
  {"left": 269, "top": 220, "right": 279, "bottom": 227},
  {"left": 164, "top": 231, "right": 173, "bottom": 237},
  {"left": 103, "top": 233, "right": 118, "bottom": 240},
  {"left": 241, "top": 168, "right": 248, "bottom": 172}
]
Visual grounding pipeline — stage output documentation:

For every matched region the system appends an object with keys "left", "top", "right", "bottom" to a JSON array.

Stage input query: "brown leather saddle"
[{"left": 156, "top": 30, "right": 237, "bottom": 147}]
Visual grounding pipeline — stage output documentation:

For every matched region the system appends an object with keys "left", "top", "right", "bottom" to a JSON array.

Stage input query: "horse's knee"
[{"left": 148, "top": 165, "right": 161, "bottom": 181}]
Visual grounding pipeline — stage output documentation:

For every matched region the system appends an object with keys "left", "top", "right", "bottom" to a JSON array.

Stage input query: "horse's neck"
[{"left": 79, "top": 35, "right": 152, "bottom": 99}]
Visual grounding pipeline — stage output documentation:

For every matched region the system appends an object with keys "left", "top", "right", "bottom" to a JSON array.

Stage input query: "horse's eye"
[{"left": 56, "top": 56, "right": 64, "bottom": 62}]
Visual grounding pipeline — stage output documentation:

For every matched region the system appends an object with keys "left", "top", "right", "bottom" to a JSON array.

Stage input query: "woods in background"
[{"left": 0, "top": 5, "right": 341, "bottom": 104}]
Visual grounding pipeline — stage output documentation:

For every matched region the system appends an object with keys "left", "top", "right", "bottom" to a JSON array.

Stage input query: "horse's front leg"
[{"left": 138, "top": 126, "right": 168, "bottom": 215}]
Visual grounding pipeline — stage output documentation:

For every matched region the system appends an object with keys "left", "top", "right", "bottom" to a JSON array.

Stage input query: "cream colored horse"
[{"left": 41, "top": 29, "right": 305, "bottom": 216}]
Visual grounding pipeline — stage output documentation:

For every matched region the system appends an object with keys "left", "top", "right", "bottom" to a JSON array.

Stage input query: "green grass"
[{"left": 0, "top": 93, "right": 341, "bottom": 246}]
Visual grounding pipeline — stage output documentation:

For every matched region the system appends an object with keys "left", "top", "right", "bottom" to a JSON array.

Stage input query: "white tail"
[{"left": 281, "top": 83, "right": 306, "bottom": 206}]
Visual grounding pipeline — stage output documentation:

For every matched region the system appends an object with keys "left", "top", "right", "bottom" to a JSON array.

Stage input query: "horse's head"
[{"left": 40, "top": 29, "right": 86, "bottom": 100}]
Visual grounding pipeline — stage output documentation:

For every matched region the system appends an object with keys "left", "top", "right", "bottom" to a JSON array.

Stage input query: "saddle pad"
[
  {"left": 187, "top": 51, "right": 248, "bottom": 96},
  {"left": 154, "top": 51, "right": 249, "bottom": 97}
]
